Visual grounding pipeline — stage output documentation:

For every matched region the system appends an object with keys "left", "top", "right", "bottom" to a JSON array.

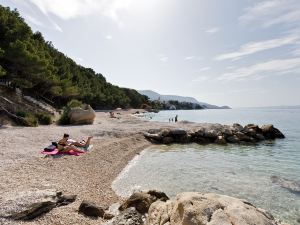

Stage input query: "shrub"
[
  {"left": 16, "top": 110, "right": 27, "bottom": 118},
  {"left": 24, "top": 114, "right": 38, "bottom": 127},
  {"left": 58, "top": 99, "right": 82, "bottom": 125},
  {"left": 35, "top": 112, "right": 52, "bottom": 125},
  {"left": 67, "top": 99, "right": 82, "bottom": 108},
  {"left": 58, "top": 106, "right": 70, "bottom": 125}
]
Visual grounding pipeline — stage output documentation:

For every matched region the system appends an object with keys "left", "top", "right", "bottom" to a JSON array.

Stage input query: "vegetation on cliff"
[{"left": 0, "top": 6, "right": 148, "bottom": 109}]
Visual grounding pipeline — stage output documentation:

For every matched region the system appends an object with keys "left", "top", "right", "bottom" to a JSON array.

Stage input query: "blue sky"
[{"left": 2, "top": 0, "right": 300, "bottom": 107}]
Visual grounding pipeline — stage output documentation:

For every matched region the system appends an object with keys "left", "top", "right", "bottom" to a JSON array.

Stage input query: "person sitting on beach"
[
  {"left": 57, "top": 134, "right": 92, "bottom": 153},
  {"left": 109, "top": 111, "right": 116, "bottom": 118}
]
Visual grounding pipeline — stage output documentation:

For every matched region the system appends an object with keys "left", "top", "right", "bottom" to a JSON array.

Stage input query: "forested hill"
[{"left": 0, "top": 6, "right": 148, "bottom": 109}]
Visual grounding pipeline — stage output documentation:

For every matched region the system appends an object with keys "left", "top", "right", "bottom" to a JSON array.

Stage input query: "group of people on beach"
[
  {"left": 56, "top": 133, "right": 93, "bottom": 154},
  {"left": 169, "top": 115, "right": 178, "bottom": 123}
]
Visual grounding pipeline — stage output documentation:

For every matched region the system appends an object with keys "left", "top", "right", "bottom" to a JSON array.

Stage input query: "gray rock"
[
  {"left": 78, "top": 200, "right": 105, "bottom": 218},
  {"left": 203, "top": 129, "right": 218, "bottom": 139},
  {"left": 0, "top": 189, "right": 75, "bottom": 220},
  {"left": 170, "top": 129, "right": 187, "bottom": 136},
  {"left": 261, "top": 124, "right": 285, "bottom": 139},
  {"left": 162, "top": 137, "right": 174, "bottom": 144},
  {"left": 106, "top": 208, "right": 143, "bottom": 225},
  {"left": 119, "top": 190, "right": 168, "bottom": 214},
  {"left": 226, "top": 135, "right": 240, "bottom": 143},
  {"left": 232, "top": 123, "right": 244, "bottom": 132},
  {"left": 271, "top": 176, "right": 300, "bottom": 194}
]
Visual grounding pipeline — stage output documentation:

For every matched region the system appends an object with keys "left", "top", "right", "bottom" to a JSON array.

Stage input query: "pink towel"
[{"left": 41, "top": 149, "right": 84, "bottom": 156}]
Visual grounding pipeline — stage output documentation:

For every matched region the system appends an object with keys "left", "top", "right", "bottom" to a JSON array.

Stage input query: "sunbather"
[{"left": 57, "top": 134, "right": 92, "bottom": 153}]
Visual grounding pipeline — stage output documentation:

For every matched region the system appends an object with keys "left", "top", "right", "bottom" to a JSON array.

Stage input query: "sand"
[{"left": 0, "top": 110, "right": 193, "bottom": 225}]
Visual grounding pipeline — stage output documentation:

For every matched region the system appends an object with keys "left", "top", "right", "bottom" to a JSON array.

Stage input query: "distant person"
[
  {"left": 109, "top": 111, "right": 116, "bottom": 118},
  {"left": 175, "top": 115, "right": 178, "bottom": 122}
]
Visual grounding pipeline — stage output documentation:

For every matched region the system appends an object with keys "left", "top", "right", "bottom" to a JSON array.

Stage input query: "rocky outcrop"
[
  {"left": 0, "top": 189, "right": 76, "bottom": 220},
  {"left": 78, "top": 200, "right": 105, "bottom": 218},
  {"left": 271, "top": 176, "right": 300, "bottom": 194},
  {"left": 144, "top": 123, "right": 285, "bottom": 145},
  {"left": 146, "top": 192, "right": 288, "bottom": 225},
  {"left": 119, "top": 190, "right": 169, "bottom": 214},
  {"left": 68, "top": 104, "right": 96, "bottom": 125}
]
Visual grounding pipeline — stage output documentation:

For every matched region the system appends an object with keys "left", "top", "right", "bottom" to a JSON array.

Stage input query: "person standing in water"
[{"left": 175, "top": 115, "right": 178, "bottom": 122}]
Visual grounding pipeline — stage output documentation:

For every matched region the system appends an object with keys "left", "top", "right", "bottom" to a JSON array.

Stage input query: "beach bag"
[{"left": 44, "top": 144, "right": 57, "bottom": 152}]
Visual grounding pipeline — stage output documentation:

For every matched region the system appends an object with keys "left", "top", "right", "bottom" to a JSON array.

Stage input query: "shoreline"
[{"left": 0, "top": 110, "right": 289, "bottom": 224}]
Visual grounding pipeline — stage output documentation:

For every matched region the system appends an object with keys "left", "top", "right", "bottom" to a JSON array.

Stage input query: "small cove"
[{"left": 113, "top": 108, "right": 300, "bottom": 224}]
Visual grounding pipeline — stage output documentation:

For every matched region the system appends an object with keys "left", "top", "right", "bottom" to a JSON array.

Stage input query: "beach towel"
[{"left": 41, "top": 145, "right": 93, "bottom": 157}]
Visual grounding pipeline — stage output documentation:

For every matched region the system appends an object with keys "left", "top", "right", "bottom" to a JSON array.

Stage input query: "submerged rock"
[
  {"left": 146, "top": 192, "right": 288, "bottom": 225},
  {"left": 271, "top": 176, "right": 300, "bottom": 194}
]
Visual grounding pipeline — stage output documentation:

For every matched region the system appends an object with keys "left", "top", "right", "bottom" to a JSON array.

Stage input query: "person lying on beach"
[{"left": 57, "top": 134, "right": 92, "bottom": 153}]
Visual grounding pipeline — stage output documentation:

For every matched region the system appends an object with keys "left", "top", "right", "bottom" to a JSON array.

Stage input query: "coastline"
[
  {"left": 0, "top": 110, "right": 289, "bottom": 224},
  {"left": 0, "top": 110, "right": 179, "bottom": 224}
]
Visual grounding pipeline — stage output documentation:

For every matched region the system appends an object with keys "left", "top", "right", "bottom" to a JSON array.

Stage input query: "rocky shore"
[
  {"left": 144, "top": 123, "right": 285, "bottom": 145},
  {"left": 0, "top": 110, "right": 289, "bottom": 224}
]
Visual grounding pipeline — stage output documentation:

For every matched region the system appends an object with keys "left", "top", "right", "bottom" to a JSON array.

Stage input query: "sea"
[{"left": 112, "top": 108, "right": 300, "bottom": 224}]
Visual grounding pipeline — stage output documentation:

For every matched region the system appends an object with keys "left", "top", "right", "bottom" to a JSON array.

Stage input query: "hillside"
[
  {"left": 0, "top": 6, "right": 148, "bottom": 110},
  {"left": 138, "top": 90, "right": 230, "bottom": 109}
]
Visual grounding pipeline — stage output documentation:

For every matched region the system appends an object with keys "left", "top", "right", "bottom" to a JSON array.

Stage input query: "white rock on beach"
[{"left": 146, "top": 192, "right": 288, "bottom": 225}]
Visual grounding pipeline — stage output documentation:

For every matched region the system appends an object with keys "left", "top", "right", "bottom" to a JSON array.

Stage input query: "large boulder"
[
  {"left": 0, "top": 189, "right": 76, "bottom": 220},
  {"left": 119, "top": 190, "right": 169, "bottom": 214},
  {"left": 147, "top": 192, "right": 288, "bottom": 225},
  {"left": 68, "top": 104, "right": 96, "bottom": 125}
]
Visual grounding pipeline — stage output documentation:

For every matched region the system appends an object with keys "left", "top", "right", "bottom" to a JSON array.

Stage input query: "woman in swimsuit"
[{"left": 58, "top": 133, "right": 91, "bottom": 153}]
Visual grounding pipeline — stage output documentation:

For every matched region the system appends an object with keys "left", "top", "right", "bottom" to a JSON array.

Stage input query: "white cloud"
[
  {"left": 105, "top": 35, "right": 112, "bottom": 40},
  {"left": 198, "top": 67, "right": 211, "bottom": 72},
  {"left": 240, "top": 0, "right": 300, "bottom": 28},
  {"left": 205, "top": 27, "right": 219, "bottom": 34},
  {"left": 217, "top": 57, "right": 300, "bottom": 81},
  {"left": 184, "top": 56, "right": 195, "bottom": 60},
  {"left": 23, "top": 13, "right": 62, "bottom": 32},
  {"left": 193, "top": 75, "right": 210, "bottom": 82},
  {"left": 158, "top": 54, "right": 168, "bottom": 62},
  {"left": 215, "top": 35, "right": 299, "bottom": 61},
  {"left": 292, "top": 47, "right": 300, "bottom": 56},
  {"left": 28, "top": 0, "right": 134, "bottom": 27}
]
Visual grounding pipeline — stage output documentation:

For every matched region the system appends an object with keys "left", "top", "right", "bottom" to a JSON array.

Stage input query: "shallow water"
[{"left": 113, "top": 108, "right": 300, "bottom": 224}]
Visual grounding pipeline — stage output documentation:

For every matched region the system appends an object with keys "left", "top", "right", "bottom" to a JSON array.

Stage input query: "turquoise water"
[{"left": 113, "top": 108, "right": 300, "bottom": 224}]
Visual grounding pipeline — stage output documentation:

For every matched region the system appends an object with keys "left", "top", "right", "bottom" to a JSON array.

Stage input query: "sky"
[{"left": 2, "top": 0, "right": 300, "bottom": 107}]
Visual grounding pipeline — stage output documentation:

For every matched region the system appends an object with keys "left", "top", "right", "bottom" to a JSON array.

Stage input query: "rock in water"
[
  {"left": 146, "top": 192, "right": 288, "bottom": 225},
  {"left": 78, "top": 200, "right": 105, "bottom": 218},
  {"left": 68, "top": 104, "right": 96, "bottom": 125},
  {"left": 261, "top": 124, "right": 285, "bottom": 139},
  {"left": 271, "top": 176, "right": 300, "bottom": 194},
  {"left": 0, "top": 189, "right": 75, "bottom": 220}
]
